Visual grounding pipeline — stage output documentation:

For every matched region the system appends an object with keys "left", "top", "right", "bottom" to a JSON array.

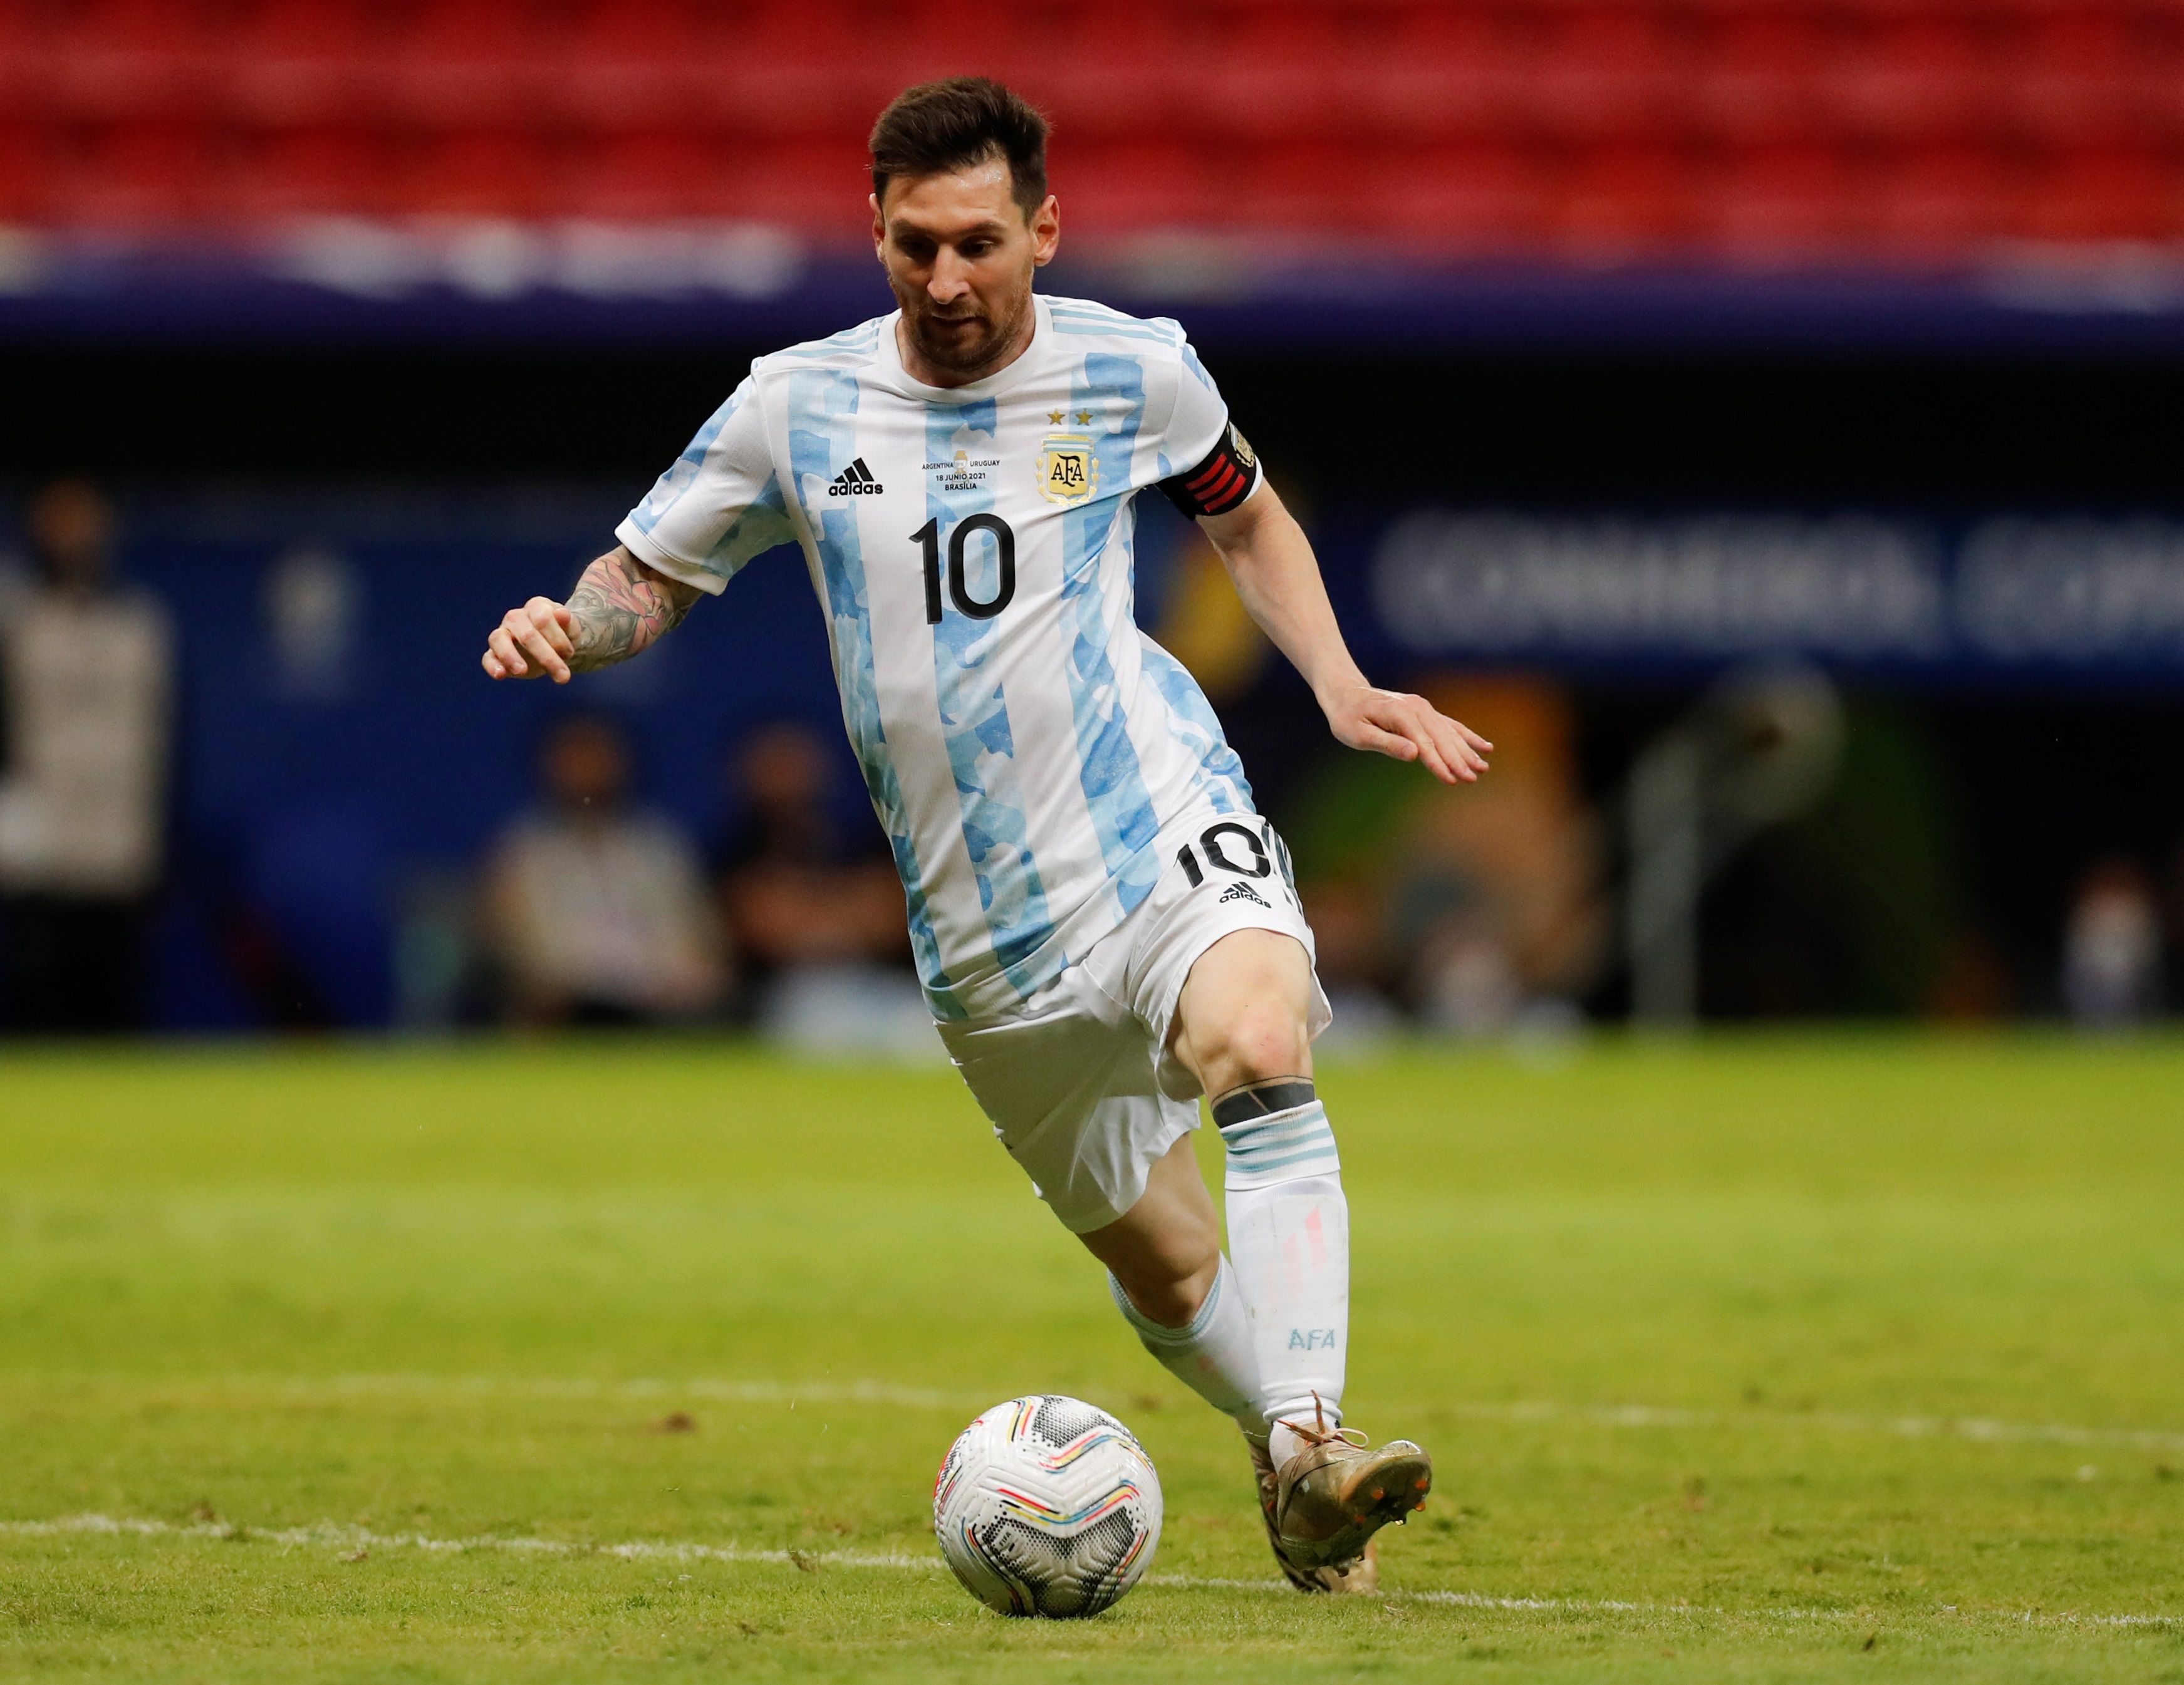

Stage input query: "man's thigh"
[
  {"left": 936, "top": 971, "right": 1199, "bottom": 1235},
  {"left": 1103, "top": 814, "right": 1332, "bottom": 1102}
]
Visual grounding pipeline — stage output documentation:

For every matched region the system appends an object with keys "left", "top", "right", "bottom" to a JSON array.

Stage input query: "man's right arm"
[{"left": 481, "top": 545, "right": 703, "bottom": 684}]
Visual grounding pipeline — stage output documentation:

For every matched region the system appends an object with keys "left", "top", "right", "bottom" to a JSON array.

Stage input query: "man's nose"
[{"left": 928, "top": 249, "right": 972, "bottom": 301}]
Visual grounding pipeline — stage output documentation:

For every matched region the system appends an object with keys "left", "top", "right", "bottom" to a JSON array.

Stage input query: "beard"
[{"left": 902, "top": 292, "right": 1029, "bottom": 379}]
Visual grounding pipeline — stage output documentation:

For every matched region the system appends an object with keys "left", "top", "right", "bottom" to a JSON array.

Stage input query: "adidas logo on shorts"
[
  {"left": 827, "top": 459, "right": 884, "bottom": 497},
  {"left": 1219, "top": 880, "right": 1271, "bottom": 908}
]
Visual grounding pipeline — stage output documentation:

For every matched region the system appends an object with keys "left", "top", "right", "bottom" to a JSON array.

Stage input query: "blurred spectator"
[
  {"left": 714, "top": 722, "right": 906, "bottom": 1001},
  {"left": 1391, "top": 678, "right": 1605, "bottom": 1035},
  {"left": 0, "top": 481, "right": 174, "bottom": 1033},
  {"left": 2062, "top": 858, "right": 2161, "bottom": 1029},
  {"left": 483, "top": 714, "right": 725, "bottom": 1026},
  {"left": 1286, "top": 675, "right": 1605, "bottom": 1034}
]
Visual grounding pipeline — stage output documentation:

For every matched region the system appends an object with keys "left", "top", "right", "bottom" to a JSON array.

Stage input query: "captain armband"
[{"left": 1160, "top": 422, "right": 1263, "bottom": 519}]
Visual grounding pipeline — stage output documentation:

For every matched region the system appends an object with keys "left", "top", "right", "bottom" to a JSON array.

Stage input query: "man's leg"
[
  {"left": 1165, "top": 928, "right": 1343, "bottom": 1460},
  {"left": 1078, "top": 1134, "right": 1265, "bottom": 1428},
  {"left": 1168, "top": 927, "right": 1428, "bottom": 1589}
]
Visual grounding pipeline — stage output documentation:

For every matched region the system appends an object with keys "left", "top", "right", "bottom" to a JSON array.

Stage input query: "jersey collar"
[{"left": 880, "top": 294, "right": 1051, "bottom": 403}]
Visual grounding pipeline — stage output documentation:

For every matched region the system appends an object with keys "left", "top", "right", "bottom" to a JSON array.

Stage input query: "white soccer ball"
[{"left": 931, "top": 1394, "right": 1163, "bottom": 1618}]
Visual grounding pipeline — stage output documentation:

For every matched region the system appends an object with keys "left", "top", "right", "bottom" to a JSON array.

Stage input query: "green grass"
[{"left": 3, "top": 1034, "right": 2182, "bottom": 1682}]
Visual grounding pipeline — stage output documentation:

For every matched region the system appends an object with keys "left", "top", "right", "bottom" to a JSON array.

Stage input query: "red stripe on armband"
[{"left": 1161, "top": 423, "right": 1262, "bottom": 519}]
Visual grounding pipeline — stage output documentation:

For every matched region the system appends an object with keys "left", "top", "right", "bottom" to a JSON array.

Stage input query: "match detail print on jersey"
[{"left": 1162, "top": 422, "right": 1261, "bottom": 519}]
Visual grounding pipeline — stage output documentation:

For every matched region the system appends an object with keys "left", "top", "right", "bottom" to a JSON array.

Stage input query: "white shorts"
[{"left": 935, "top": 812, "right": 1333, "bottom": 1234}]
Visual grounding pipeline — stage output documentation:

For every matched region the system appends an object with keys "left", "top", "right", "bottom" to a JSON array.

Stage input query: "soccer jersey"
[{"left": 615, "top": 293, "right": 1267, "bottom": 1022}]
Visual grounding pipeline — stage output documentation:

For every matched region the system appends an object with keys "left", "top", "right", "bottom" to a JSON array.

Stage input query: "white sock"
[
  {"left": 1217, "top": 1081, "right": 1349, "bottom": 1462},
  {"left": 1107, "top": 1257, "right": 1262, "bottom": 1429}
]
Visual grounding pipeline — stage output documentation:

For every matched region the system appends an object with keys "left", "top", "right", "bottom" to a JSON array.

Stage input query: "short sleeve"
[
  {"left": 615, "top": 375, "right": 798, "bottom": 594},
  {"left": 1158, "top": 339, "right": 1264, "bottom": 520}
]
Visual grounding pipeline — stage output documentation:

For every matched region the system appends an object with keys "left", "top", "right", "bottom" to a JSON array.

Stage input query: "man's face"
[
  {"left": 741, "top": 724, "right": 827, "bottom": 813},
  {"left": 546, "top": 722, "right": 628, "bottom": 813},
  {"left": 873, "top": 154, "right": 1058, "bottom": 382},
  {"left": 29, "top": 479, "right": 115, "bottom": 591}
]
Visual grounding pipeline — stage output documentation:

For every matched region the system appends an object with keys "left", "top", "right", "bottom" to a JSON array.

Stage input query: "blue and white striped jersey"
[{"left": 615, "top": 294, "right": 1266, "bottom": 1022}]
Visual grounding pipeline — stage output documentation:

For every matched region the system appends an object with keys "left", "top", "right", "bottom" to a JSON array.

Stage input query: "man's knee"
[{"left": 1197, "top": 1003, "right": 1311, "bottom": 1098}]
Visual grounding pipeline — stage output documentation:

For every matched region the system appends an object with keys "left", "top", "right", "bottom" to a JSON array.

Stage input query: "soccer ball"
[{"left": 932, "top": 1394, "right": 1163, "bottom": 1618}]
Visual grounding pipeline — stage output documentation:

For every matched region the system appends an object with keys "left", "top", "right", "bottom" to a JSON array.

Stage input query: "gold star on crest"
[
  {"left": 1074, "top": 408, "right": 1095, "bottom": 425},
  {"left": 1048, "top": 410, "right": 1065, "bottom": 425}
]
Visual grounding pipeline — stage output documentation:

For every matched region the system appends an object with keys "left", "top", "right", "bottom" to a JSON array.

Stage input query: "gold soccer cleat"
[{"left": 1246, "top": 1396, "right": 1432, "bottom": 1593}]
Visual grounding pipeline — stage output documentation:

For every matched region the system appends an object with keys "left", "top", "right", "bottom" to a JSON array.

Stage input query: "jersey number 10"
[{"left": 912, "top": 515, "right": 1017, "bottom": 625}]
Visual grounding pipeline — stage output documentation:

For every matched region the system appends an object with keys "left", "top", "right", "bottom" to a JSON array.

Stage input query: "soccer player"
[{"left": 481, "top": 78, "right": 1490, "bottom": 1592}]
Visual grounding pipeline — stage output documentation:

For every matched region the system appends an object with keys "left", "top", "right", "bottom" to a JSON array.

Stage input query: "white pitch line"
[
  {"left": 1, "top": 1514, "right": 2175, "bottom": 1634},
  {"left": 1442, "top": 1399, "right": 2184, "bottom": 1456},
  {"left": 0, "top": 1513, "right": 940, "bottom": 1573},
  {"left": 296, "top": 1374, "right": 970, "bottom": 1411},
  {"left": 30, "top": 1373, "right": 2184, "bottom": 1456}
]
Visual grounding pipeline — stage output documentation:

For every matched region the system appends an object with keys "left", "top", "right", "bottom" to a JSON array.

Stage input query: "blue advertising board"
[{"left": 1320, "top": 507, "right": 2184, "bottom": 685}]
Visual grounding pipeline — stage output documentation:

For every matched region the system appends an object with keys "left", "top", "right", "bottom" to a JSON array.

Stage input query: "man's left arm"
[{"left": 1197, "top": 485, "right": 1492, "bottom": 786}]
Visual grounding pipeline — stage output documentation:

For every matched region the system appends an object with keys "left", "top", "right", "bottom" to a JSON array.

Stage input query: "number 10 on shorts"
[{"left": 1175, "top": 819, "right": 1299, "bottom": 909}]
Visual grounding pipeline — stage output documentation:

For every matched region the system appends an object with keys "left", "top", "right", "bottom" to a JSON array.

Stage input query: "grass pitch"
[{"left": 3, "top": 1035, "right": 2181, "bottom": 1682}]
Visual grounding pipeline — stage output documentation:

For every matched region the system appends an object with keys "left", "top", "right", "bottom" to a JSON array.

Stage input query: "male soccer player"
[{"left": 482, "top": 78, "right": 1490, "bottom": 1592}]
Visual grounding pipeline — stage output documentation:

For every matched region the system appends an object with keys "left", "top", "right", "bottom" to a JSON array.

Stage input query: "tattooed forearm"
[{"left": 564, "top": 547, "right": 699, "bottom": 672}]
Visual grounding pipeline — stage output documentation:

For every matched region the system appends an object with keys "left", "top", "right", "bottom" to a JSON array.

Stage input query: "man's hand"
[
  {"left": 481, "top": 547, "right": 700, "bottom": 683},
  {"left": 1197, "top": 485, "right": 1492, "bottom": 787},
  {"left": 482, "top": 596, "right": 578, "bottom": 683},
  {"left": 1322, "top": 683, "right": 1493, "bottom": 785}
]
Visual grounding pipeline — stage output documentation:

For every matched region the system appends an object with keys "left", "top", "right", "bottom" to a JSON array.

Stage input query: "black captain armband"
[{"left": 1160, "top": 422, "right": 1262, "bottom": 519}]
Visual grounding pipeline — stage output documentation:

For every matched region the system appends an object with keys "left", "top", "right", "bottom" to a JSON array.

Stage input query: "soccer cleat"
[{"left": 1246, "top": 1397, "right": 1432, "bottom": 1593}]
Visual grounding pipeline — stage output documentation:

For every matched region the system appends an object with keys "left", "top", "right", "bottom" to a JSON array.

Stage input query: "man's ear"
[
  {"left": 870, "top": 192, "right": 887, "bottom": 259},
  {"left": 1030, "top": 193, "right": 1060, "bottom": 267}
]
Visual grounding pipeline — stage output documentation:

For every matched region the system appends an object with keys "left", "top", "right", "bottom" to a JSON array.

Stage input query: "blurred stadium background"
[{"left": 6, "top": 0, "right": 2184, "bottom": 1041}]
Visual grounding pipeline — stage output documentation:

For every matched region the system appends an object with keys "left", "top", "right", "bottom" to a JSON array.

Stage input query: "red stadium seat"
[
  {"left": 48, "top": 0, "right": 216, "bottom": 122},
  {"left": 1370, "top": 7, "right": 1524, "bottom": 140},
  {"left": 1554, "top": 143, "right": 1695, "bottom": 259},
  {"left": 1700, "top": 143, "right": 1854, "bottom": 261},
  {"left": 1866, "top": 143, "right": 2009, "bottom": 262},
  {"left": 563, "top": 129, "right": 731, "bottom": 221},
  {"left": 393, "top": 125, "right": 557, "bottom": 219},
  {"left": 2013, "top": 146, "right": 2183, "bottom": 242},
  {"left": 221, "top": 0, "right": 384, "bottom": 126},
  {"left": 387, "top": 0, "right": 556, "bottom": 127},
  {"left": 1014, "top": 3, "right": 1190, "bottom": 140},
  {"left": 0, "top": 121, "right": 48, "bottom": 221},
  {"left": 46, "top": 120, "right": 210, "bottom": 229},
  {"left": 1521, "top": 9, "right": 1683, "bottom": 142},
  {"left": 0, "top": 4, "right": 49, "bottom": 120},
  {"left": 1690, "top": 12, "right": 1833, "bottom": 147},
  {"left": 1190, "top": 6, "right": 1355, "bottom": 142},
  {"left": 715, "top": 135, "right": 871, "bottom": 236},
  {"left": 552, "top": 0, "right": 714, "bottom": 131},
  {"left": 1048, "top": 139, "right": 1220, "bottom": 239},
  {"left": 1223, "top": 138, "right": 1373, "bottom": 232},
  {"left": 1821, "top": 17, "right": 1989, "bottom": 142},
  {"left": 2002, "top": 10, "right": 2145, "bottom": 145},
  {"left": 712, "top": 0, "right": 904, "bottom": 133},
  {"left": 1381, "top": 140, "right": 1547, "bottom": 256},
  {"left": 217, "top": 123, "right": 392, "bottom": 221}
]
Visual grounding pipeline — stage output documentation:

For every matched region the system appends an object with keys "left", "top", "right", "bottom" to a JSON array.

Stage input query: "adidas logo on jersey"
[
  {"left": 827, "top": 459, "right": 884, "bottom": 497},
  {"left": 1218, "top": 881, "right": 1271, "bottom": 908}
]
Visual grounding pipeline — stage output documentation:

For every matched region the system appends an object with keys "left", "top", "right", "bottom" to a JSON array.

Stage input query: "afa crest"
[{"left": 1037, "top": 434, "right": 1099, "bottom": 505}]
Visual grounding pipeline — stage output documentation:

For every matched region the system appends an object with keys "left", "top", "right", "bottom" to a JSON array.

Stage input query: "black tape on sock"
[{"left": 1212, "top": 1078, "right": 1316, "bottom": 1129}]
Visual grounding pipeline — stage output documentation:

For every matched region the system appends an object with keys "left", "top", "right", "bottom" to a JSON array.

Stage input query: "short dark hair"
[{"left": 870, "top": 77, "right": 1050, "bottom": 216}]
